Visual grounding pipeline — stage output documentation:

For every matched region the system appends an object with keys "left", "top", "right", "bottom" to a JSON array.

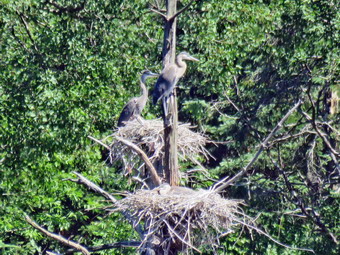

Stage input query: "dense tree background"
[{"left": 0, "top": 0, "right": 338, "bottom": 254}]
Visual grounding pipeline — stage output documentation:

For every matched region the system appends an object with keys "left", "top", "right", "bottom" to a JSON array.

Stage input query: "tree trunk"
[{"left": 163, "top": 0, "right": 179, "bottom": 186}]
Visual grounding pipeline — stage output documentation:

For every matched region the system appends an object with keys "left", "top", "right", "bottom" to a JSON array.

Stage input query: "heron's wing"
[
  {"left": 117, "top": 98, "right": 137, "bottom": 127},
  {"left": 152, "top": 65, "right": 177, "bottom": 104}
]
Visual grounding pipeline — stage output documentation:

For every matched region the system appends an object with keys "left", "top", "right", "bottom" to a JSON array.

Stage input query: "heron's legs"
[
  {"left": 162, "top": 96, "right": 168, "bottom": 117},
  {"left": 136, "top": 115, "right": 144, "bottom": 125},
  {"left": 162, "top": 96, "right": 170, "bottom": 126}
]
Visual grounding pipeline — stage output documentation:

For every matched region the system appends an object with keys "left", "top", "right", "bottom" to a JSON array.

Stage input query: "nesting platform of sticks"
[
  {"left": 106, "top": 119, "right": 211, "bottom": 170},
  {"left": 115, "top": 185, "right": 245, "bottom": 253}
]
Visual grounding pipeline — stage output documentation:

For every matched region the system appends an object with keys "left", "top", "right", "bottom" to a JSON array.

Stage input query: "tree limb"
[
  {"left": 150, "top": 8, "right": 167, "bottom": 19},
  {"left": 169, "top": 0, "right": 197, "bottom": 21},
  {"left": 68, "top": 171, "right": 117, "bottom": 202},
  {"left": 269, "top": 154, "right": 338, "bottom": 245},
  {"left": 115, "top": 136, "right": 162, "bottom": 186},
  {"left": 88, "top": 135, "right": 111, "bottom": 151},
  {"left": 65, "top": 241, "right": 141, "bottom": 253},
  {"left": 25, "top": 215, "right": 91, "bottom": 255},
  {"left": 16, "top": 10, "right": 38, "bottom": 51},
  {"left": 212, "top": 99, "right": 303, "bottom": 192}
]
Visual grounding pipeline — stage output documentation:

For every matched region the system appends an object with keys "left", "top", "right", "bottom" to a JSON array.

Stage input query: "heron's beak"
[
  {"left": 150, "top": 72, "right": 159, "bottom": 77},
  {"left": 189, "top": 56, "right": 199, "bottom": 62}
]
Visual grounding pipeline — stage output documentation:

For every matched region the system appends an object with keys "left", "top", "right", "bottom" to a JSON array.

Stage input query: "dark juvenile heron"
[
  {"left": 152, "top": 52, "right": 198, "bottom": 118},
  {"left": 118, "top": 70, "right": 158, "bottom": 127}
]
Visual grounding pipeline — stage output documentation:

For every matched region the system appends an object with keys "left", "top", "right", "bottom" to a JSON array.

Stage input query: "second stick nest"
[{"left": 115, "top": 185, "right": 246, "bottom": 253}]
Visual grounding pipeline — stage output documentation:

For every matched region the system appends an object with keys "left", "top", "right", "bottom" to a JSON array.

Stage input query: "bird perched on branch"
[
  {"left": 118, "top": 70, "right": 158, "bottom": 127},
  {"left": 153, "top": 52, "right": 198, "bottom": 119}
]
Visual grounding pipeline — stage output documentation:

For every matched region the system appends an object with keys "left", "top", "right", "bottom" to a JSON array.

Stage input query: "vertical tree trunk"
[{"left": 162, "top": 0, "right": 179, "bottom": 186}]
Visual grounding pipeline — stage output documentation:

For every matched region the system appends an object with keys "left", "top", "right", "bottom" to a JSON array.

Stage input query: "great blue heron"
[
  {"left": 152, "top": 52, "right": 198, "bottom": 119},
  {"left": 118, "top": 70, "right": 158, "bottom": 127}
]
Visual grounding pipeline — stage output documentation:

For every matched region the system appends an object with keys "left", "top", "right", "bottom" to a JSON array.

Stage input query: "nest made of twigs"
[
  {"left": 107, "top": 119, "right": 212, "bottom": 171},
  {"left": 115, "top": 186, "right": 246, "bottom": 252}
]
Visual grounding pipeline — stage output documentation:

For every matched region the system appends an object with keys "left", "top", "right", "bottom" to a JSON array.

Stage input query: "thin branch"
[
  {"left": 306, "top": 88, "right": 340, "bottom": 157},
  {"left": 66, "top": 172, "right": 145, "bottom": 239},
  {"left": 25, "top": 215, "right": 91, "bottom": 255},
  {"left": 212, "top": 99, "right": 303, "bottom": 192},
  {"left": 233, "top": 219, "right": 315, "bottom": 253},
  {"left": 150, "top": 8, "right": 167, "bottom": 19},
  {"left": 68, "top": 171, "right": 116, "bottom": 202},
  {"left": 269, "top": 154, "right": 339, "bottom": 244},
  {"left": 88, "top": 135, "right": 111, "bottom": 150},
  {"left": 115, "top": 136, "right": 162, "bottom": 186},
  {"left": 169, "top": 0, "right": 197, "bottom": 21},
  {"left": 46, "top": 251, "right": 61, "bottom": 255},
  {"left": 163, "top": 219, "right": 202, "bottom": 253},
  {"left": 10, "top": 27, "right": 29, "bottom": 52},
  {"left": 65, "top": 241, "right": 141, "bottom": 253},
  {"left": 15, "top": 10, "right": 38, "bottom": 51}
]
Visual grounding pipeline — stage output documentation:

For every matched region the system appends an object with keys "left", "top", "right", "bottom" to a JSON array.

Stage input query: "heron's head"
[
  {"left": 177, "top": 52, "right": 199, "bottom": 62},
  {"left": 140, "top": 70, "right": 159, "bottom": 83}
]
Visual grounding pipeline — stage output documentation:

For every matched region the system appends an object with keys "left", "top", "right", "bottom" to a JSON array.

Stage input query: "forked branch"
[
  {"left": 212, "top": 99, "right": 303, "bottom": 192},
  {"left": 115, "top": 136, "right": 162, "bottom": 186}
]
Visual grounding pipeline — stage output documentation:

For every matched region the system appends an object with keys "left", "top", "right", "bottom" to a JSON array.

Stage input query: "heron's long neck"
[
  {"left": 176, "top": 58, "right": 187, "bottom": 78},
  {"left": 139, "top": 78, "right": 148, "bottom": 99}
]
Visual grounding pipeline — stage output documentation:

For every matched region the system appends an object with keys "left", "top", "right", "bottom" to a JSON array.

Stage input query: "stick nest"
[
  {"left": 107, "top": 119, "right": 212, "bottom": 170},
  {"left": 115, "top": 186, "right": 246, "bottom": 252}
]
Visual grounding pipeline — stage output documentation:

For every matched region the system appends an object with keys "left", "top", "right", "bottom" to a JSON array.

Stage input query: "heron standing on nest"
[
  {"left": 152, "top": 52, "right": 198, "bottom": 121},
  {"left": 118, "top": 70, "right": 158, "bottom": 127}
]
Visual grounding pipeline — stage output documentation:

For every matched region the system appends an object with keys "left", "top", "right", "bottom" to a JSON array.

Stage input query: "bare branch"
[
  {"left": 25, "top": 215, "right": 91, "bottom": 255},
  {"left": 115, "top": 136, "right": 162, "bottom": 186},
  {"left": 88, "top": 135, "right": 111, "bottom": 150},
  {"left": 150, "top": 8, "right": 167, "bottom": 19},
  {"left": 16, "top": 10, "right": 38, "bottom": 51},
  {"left": 169, "top": 0, "right": 197, "bottom": 21},
  {"left": 65, "top": 241, "right": 141, "bottom": 253},
  {"left": 212, "top": 99, "right": 303, "bottom": 192},
  {"left": 46, "top": 251, "right": 61, "bottom": 255},
  {"left": 269, "top": 154, "right": 339, "bottom": 244},
  {"left": 300, "top": 110, "right": 340, "bottom": 157},
  {"left": 233, "top": 219, "right": 315, "bottom": 253},
  {"left": 68, "top": 171, "right": 117, "bottom": 202}
]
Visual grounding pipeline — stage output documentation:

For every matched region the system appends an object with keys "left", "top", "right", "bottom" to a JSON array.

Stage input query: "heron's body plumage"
[
  {"left": 152, "top": 52, "right": 198, "bottom": 124},
  {"left": 118, "top": 70, "right": 158, "bottom": 127}
]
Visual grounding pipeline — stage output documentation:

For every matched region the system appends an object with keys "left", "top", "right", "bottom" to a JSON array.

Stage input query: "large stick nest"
[
  {"left": 106, "top": 119, "right": 212, "bottom": 171},
  {"left": 115, "top": 185, "right": 246, "bottom": 253}
]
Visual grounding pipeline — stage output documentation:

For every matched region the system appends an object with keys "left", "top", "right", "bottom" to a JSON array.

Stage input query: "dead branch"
[
  {"left": 300, "top": 110, "right": 339, "bottom": 157},
  {"left": 88, "top": 135, "right": 111, "bottom": 150},
  {"left": 67, "top": 171, "right": 116, "bottom": 202},
  {"left": 25, "top": 215, "right": 91, "bottom": 255},
  {"left": 115, "top": 136, "right": 162, "bottom": 186},
  {"left": 150, "top": 8, "right": 167, "bottom": 19},
  {"left": 46, "top": 251, "right": 61, "bottom": 255},
  {"left": 169, "top": 0, "right": 197, "bottom": 21},
  {"left": 16, "top": 10, "right": 38, "bottom": 51},
  {"left": 65, "top": 241, "right": 141, "bottom": 254},
  {"left": 233, "top": 219, "right": 315, "bottom": 253},
  {"left": 212, "top": 99, "right": 303, "bottom": 192},
  {"left": 269, "top": 154, "right": 339, "bottom": 245}
]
